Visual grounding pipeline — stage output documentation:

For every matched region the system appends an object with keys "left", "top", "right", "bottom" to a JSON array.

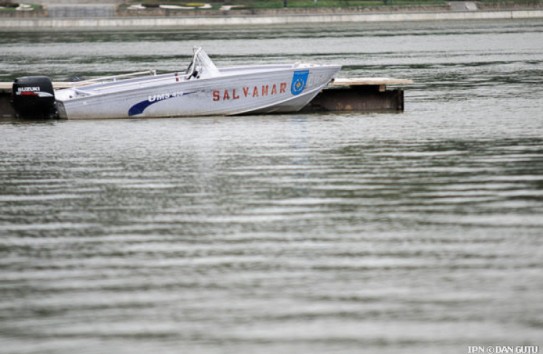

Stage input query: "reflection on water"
[{"left": 1, "top": 19, "right": 543, "bottom": 354}]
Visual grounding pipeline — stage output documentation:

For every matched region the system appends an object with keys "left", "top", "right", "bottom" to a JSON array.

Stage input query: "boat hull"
[{"left": 56, "top": 65, "right": 341, "bottom": 120}]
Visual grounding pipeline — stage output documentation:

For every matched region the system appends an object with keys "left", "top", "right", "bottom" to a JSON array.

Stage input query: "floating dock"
[
  {"left": 0, "top": 78, "right": 412, "bottom": 119},
  {"left": 303, "top": 78, "right": 411, "bottom": 113}
]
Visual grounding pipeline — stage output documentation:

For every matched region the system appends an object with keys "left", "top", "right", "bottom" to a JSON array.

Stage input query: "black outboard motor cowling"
[{"left": 12, "top": 76, "right": 57, "bottom": 119}]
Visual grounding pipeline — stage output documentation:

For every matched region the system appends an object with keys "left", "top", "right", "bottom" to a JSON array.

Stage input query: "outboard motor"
[{"left": 12, "top": 76, "right": 57, "bottom": 119}]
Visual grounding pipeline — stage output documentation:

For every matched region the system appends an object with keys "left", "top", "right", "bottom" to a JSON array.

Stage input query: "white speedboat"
[{"left": 12, "top": 47, "right": 341, "bottom": 119}]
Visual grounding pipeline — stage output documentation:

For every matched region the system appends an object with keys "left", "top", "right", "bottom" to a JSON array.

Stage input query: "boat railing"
[
  {"left": 68, "top": 70, "right": 158, "bottom": 87},
  {"left": 78, "top": 72, "right": 183, "bottom": 95}
]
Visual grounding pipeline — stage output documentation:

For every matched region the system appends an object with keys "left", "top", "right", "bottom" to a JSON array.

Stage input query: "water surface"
[{"left": 1, "top": 20, "right": 542, "bottom": 354}]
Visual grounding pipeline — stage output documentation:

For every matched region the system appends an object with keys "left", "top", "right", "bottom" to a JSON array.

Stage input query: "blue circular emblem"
[{"left": 291, "top": 70, "right": 309, "bottom": 96}]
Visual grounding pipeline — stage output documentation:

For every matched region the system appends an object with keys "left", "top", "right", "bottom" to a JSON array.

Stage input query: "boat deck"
[{"left": 53, "top": 65, "right": 303, "bottom": 98}]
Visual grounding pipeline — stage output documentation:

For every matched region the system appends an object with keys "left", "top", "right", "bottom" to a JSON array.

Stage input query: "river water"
[{"left": 1, "top": 20, "right": 542, "bottom": 354}]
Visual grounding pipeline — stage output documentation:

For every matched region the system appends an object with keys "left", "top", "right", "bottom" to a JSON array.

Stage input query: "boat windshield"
[{"left": 184, "top": 47, "right": 220, "bottom": 80}]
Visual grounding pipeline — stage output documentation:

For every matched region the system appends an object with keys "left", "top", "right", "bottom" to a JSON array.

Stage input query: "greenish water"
[{"left": 1, "top": 20, "right": 542, "bottom": 354}]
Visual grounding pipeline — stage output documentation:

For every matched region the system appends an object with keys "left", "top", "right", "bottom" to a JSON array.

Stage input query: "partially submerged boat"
[{"left": 11, "top": 47, "right": 341, "bottom": 119}]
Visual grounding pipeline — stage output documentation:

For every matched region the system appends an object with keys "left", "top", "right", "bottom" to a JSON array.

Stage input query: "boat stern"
[{"left": 55, "top": 100, "right": 68, "bottom": 119}]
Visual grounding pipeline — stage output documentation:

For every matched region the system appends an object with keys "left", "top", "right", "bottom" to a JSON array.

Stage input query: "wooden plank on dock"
[
  {"left": 0, "top": 77, "right": 413, "bottom": 91},
  {"left": 0, "top": 82, "right": 12, "bottom": 91},
  {"left": 331, "top": 78, "right": 413, "bottom": 87},
  {"left": 1, "top": 78, "right": 414, "bottom": 92}
]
